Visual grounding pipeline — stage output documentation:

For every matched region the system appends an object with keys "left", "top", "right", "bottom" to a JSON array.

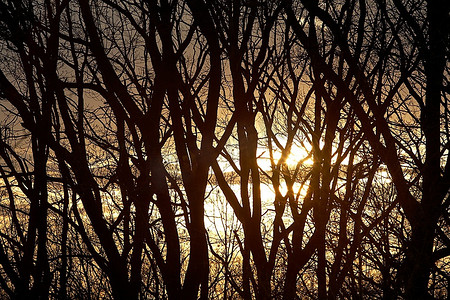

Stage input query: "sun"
[
  {"left": 257, "top": 142, "right": 313, "bottom": 171},
  {"left": 285, "top": 146, "right": 313, "bottom": 167}
]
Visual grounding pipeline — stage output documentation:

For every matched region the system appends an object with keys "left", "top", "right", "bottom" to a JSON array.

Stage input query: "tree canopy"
[{"left": 0, "top": 0, "right": 449, "bottom": 299}]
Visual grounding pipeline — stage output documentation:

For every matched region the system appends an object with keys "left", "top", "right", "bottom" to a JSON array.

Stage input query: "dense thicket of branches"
[{"left": 0, "top": 0, "right": 449, "bottom": 299}]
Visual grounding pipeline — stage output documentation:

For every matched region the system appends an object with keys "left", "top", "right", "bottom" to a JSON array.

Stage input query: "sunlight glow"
[{"left": 257, "top": 143, "right": 313, "bottom": 171}]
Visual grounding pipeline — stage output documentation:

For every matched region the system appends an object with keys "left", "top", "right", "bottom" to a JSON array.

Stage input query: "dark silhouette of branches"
[{"left": 0, "top": 0, "right": 448, "bottom": 299}]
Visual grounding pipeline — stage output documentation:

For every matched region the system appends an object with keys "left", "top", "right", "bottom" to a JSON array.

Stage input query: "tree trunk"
[{"left": 402, "top": 0, "right": 449, "bottom": 298}]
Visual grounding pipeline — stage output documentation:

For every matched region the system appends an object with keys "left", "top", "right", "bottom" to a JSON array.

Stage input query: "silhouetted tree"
[
  {"left": 286, "top": 0, "right": 450, "bottom": 298},
  {"left": 0, "top": 0, "right": 448, "bottom": 299}
]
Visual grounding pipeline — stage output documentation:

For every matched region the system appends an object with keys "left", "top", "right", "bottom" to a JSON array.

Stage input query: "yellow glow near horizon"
[
  {"left": 285, "top": 147, "right": 313, "bottom": 167},
  {"left": 257, "top": 143, "right": 313, "bottom": 171}
]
